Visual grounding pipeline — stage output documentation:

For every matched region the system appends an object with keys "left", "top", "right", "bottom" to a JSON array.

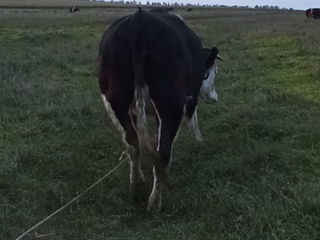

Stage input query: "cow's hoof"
[{"left": 147, "top": 198, "right": 162, "bottom": 213}]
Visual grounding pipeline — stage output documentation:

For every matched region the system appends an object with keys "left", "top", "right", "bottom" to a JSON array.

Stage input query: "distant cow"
[
  {"left": 306, "top": 8, "right": 320, "bottom": 20},
  {"left": 99, "top": 8, "right": 222, "bottom": 211},
  {"left": 186, "top": 8, "right": 193, "bottom": 12},
  {"left": 69, "top": 7, "right": 80, "bottom": 13}
]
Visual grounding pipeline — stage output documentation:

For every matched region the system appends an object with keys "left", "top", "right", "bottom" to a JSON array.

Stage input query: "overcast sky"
[{"left": 136, "top": 0, "right": 318, "bottom": 10}]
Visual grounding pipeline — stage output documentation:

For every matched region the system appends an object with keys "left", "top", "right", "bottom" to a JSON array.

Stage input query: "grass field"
[
  {"left": 1, "top": 5, "right": 320, "bottom": 240},
  {"left": 0, "top": 0, "right": 117, "bottom": 8}
]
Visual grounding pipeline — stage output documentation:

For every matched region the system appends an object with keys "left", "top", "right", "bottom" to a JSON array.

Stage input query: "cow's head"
[{"left": 199, "top": 47, "right": 223, "bottom": 102}]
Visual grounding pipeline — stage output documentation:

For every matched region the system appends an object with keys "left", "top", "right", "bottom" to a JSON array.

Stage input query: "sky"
[{"left": 134, "top": 0, "right": 319, "bottom": 10}]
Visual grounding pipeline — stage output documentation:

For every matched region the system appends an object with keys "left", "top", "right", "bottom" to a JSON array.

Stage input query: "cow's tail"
[
  {"left": 130, "top": 7, "right": 147, "bottom": 88},
  {"left": 130, "top": 8, "right": 149, "bottom": 145}
]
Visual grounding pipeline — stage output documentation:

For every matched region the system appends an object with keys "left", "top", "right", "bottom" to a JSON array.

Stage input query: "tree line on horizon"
[{"left": 88, "top": 0, "right": 294, "bottom": 10}]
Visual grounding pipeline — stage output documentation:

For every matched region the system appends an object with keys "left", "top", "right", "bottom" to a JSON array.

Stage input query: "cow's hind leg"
[
  {"left": 102, "top": 94, "right": 145, "bottom": 200},
  {"left": 147, "top": 102, "right": 184, "bottom": 211},
  {"left": 185, "top": 97, "right": 203, "bottom": 142}
]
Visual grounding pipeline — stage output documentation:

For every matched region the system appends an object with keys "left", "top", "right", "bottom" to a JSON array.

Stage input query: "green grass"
[{"left": 1, "top": 7, "right": 320, "bottom": 240}]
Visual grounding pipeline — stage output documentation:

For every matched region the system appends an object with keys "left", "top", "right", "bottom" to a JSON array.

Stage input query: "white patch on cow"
[
  {"left": 133, "top": 85, "right": 157, "bottom": 153},
  {"left": 199, "top": 64, "right": 219, "bottom": 102},
  {"left": 150, "top": 99, "right": 162, "bottom": 152},
  {"left": 147, "top": 166, "right": 161, "bottom": 211},
  {"left": 189, "top": 107, "right": 203, "bottom": 142},
  {"left": 150, "top": 166, "right": 158, "bottom": 196},
  {"left": 134, "top": 86, "right": 147, "bottom": 132}
]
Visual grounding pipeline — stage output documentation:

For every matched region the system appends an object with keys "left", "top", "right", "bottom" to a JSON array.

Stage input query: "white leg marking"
[
  {"left": 150, "top": 100, "right": 162, "bottom": 152},
  {"left": 147, "top": 166, "right": 162, "bottom": 211},
  {"left": 134, "top": 86, "right": 147, "bottom": 133},
  {"left": 146, "top": 100, "right": 165, "bottom": 211},
  {"left": 134, "top": 86, "right": 156, "bottom": 153},
  {"left": 148, "top": 100, "right": 182, "bottom": 211},
  {"left": 166, "top": 120, "right": 181, "bottom": 174},
  {"left": 189, "top": 107, "right": 203, "bottom": 142},
  {"left": 101, "top": 94, "right": 128, "bottom": 147},
  {"left": 102, "top": 94, "right": 142, "bottom": 187},
  {"left": 148, "top": 166, "right": 157, "bottom": 204}
]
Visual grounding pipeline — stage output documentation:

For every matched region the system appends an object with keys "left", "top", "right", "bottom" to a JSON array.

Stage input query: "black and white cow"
[
  {"left": 69, "top": 6, "right": 80, "bottom": 13},
  {"left": 99, "top": 8, "right": 222, "bottom": 211},
  {"left": 306, "top": 8, "right": 320, "bottom": 20}
]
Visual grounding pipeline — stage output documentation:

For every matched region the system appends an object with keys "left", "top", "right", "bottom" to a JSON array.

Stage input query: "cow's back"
[
  {"left": 314, "top": 9, "right": 320, "bottom": 19},
  {"left": 99, "top": 10, "right": 205, "bottom": 105},
  {"left": 138, "top": 11, "right": 204, "bottom": 102}
]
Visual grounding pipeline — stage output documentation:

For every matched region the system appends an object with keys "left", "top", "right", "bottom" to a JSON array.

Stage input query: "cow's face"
[
  {"left": 200, "top": 63, "right": 219, "bottom": 101},
  {"left": 199, "top": 47, "right": 223, "bottom": 102}
]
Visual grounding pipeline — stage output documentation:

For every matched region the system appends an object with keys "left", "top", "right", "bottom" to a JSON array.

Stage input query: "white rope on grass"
[{"left": 16, "top": 157, "right": 127, "bottom": 240}]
